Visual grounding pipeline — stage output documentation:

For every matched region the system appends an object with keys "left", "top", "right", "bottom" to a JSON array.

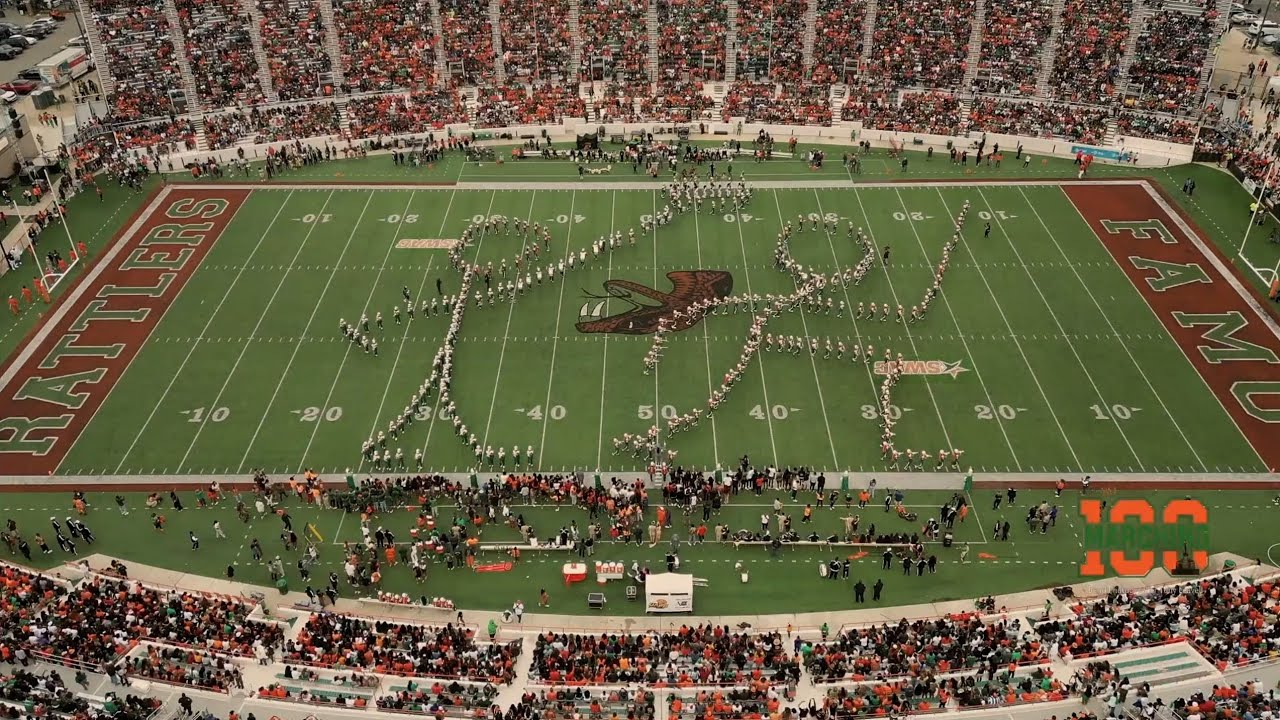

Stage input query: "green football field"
[{"left": 35, "top": 178, "right": 1270, "bottom": 476}]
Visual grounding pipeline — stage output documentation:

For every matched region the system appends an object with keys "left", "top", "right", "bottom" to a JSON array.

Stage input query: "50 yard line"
[
  {"left": 536, "top": 190, "right": 578, "bottom": 468},
  {"left": 111, "top": 190, "right": 301, "bottom": 474}
]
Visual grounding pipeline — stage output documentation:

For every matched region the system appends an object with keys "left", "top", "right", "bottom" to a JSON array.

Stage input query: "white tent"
[{"left": 645, "top": 572, "right": 693, "bottom": 613}]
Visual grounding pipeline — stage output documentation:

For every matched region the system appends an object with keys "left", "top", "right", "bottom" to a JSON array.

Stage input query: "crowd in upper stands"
[
  {"left": 1049, "top": 0, "right": 1131, "bottom": 104},
  {"left": 578, "top": 0, "right": 651, "bottom": 88},
  {"left": 89, "top": 0, "right": 178, "bottom": 121},
  {"left": 1127, "top": 8, "right": 1216, "bottom": 114},
  {"left": 810, "top": 0, "right": 866, "bottom": 85},
  {"left": 867, "top": 0, "right": 974, "bottom": 89},
  {"left": 174, "top": 0, "right": 265, "bottom": 107},
  {"left": 499, "top": 0, "right": 573, "bottom": 82},
  {"left": 256, "top": 0, "right": 332, "bottom": 102},
  {"left": 657, "top": 0, "right": 727, "bottom": 82},
  {"left": 735, "top": 0, "right": 806, "bottom": 83},
  {"left": 334, "top": 0, "right": 438, "bottom": 92},
  {"left": 439, "top": 0, "right": 497, "bottom": 86},
  {"left": 972, "top": 0, "right": 1053, "bottom": 96}
]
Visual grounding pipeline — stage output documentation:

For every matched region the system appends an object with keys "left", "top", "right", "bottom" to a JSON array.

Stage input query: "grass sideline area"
[{"left": 1, "top": 487, "right": 1274, "bottom": 615}]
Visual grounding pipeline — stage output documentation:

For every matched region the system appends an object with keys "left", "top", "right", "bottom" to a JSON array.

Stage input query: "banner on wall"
[{"left": 1070, "top": 145, "right": 1126, "bottom": 162}]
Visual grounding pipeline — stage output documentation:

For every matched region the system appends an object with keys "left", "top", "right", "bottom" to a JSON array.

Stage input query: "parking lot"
[{"left": 0, "top": 9, "right": 95, "bottom": 100}]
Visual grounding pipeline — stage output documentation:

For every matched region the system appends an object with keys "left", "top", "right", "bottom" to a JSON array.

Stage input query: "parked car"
[
  {"left": 47, "top": 9, "right": 64, "bottom": 19},
  {"left": 23, "top": 24, "right": 51, "bottom": 38},
  {"left": 0, "top": 46, "right": 19, "bottom": 60},
  {"left": 1, "top": 91, "right": 18, "bottom": 103},
  {"left": 2, "top": 35, "right": 36, "bottom": 48},
  {"left": 16, "top": 68, "right": 41, "bottom": 81},
  {"left": 1247, "top": 19, "right": 1280, "bottom": 34},
  {"left": 0, "top": 79, "right": 37, "bottom": 93},
  {"left": 1232, "top": 10, "right": 1261, "bottom": 23}
]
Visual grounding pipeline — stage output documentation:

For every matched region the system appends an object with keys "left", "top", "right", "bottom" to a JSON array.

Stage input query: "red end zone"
[
  {"left": 0, "top": 187, "right": 250, "bottom": 475},
  {"left": 1064, "top": 182, "right": 1280, "bottom": 471}
]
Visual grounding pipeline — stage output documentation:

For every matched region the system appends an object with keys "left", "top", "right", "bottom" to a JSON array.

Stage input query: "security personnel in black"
[
  {"left": 873, "top": 578, "right": 884, "bottom": 601},
  {"left": 854, "top": 579, "right": 866, "bottom": 603}
]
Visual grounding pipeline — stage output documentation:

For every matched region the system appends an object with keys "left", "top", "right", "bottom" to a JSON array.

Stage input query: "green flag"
[
  {"left": 469, "top": 472, "right": 478, "bottom": 489},
  {"left": 841, "top": 473, "right": 849, "bottom": 492},
  {"left": 963, "top": 470, "right": 974, "bottom": 494},
  {"left": 594, "top": 473, "right": 603, "bottom": 489}
]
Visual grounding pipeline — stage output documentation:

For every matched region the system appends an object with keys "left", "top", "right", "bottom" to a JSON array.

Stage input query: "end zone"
[
  {"left": 0, "top": 187, "right": 250, "bottom": 475},
  {"left": 1063, "top": 181, "right": 1280, "bottom": 471}
]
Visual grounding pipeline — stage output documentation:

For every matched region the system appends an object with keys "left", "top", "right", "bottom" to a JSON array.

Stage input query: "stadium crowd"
[
  {"left": 1049, "top": 0, "right": 1131, "bottom": 104},
  {"left": 735, "top": 0, "right": 806, "bottom": 83},
  {"left": 810, "top": 0, "right": 866, "bottom": 85},
  {"left": 346, "top": 92, "right": 469, "bottom": 137},
  {"left": 966, "top": 98, "right": 1109, "bottom": 142},
  {"left": 867, "top": 0, "right": 974, "bottom": 89},
  {"left": 577, "top": 0, "right": 651, "bottom": 87},
  {"left": 204, "top": 103, "right": 341, "bottom": 149},
  {"left": 1126, "top": 8, "right": 1215, "bottom": 114},
  {"left": 286, "top": 614, "right": 521, "bottom": 682},
  {"left": 439, "top": 0, "right": 497, "bottom": 86},
  {"left": 657, "top": 0, "right": 728, "bottom": 81},
  {"left": 972, "top": 0, "right": 1053, "bottom": 96},
  {"left": 722, "top": 83, "right": 833, "bottom": 125},
  {"left": 474, "top": 86, "right": 587, "bottom": 127},
  {"left": 89, "top": 0, "right": 178, "bottom": 120},
  {"left": 499, "top": 0, "right": 573, "bottom": 81},
  {"left": 334, "top": 0, "right": 438, "bottom": 92},
  {"left": 1115, "top": 111, "right": 1198, "bottom": 144},
  {"left": 173, "top": 0, "right": 265, "bottom": 106},
  {"left": 256, "top": 0, "right": 333, "bottom": 101}
]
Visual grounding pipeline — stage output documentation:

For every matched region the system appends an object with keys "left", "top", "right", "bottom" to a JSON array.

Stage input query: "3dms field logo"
[{"left": 872, "top": 359, "right": 969, "bottom": 378}]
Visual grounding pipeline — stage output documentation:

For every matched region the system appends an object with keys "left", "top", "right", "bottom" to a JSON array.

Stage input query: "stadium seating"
[
  {"left": 1127, "top": 8, "right": 1216, "bottom": 114},
  {"left": 866, "top": 0, "right": 975, "bottom": 89},
  {"left": 205, "top": 103, "right": 342, "bottom": 149},
  {"left": 333, "top": 0, "right": 437, "bottom": 92},
  {"left": 1115, "top": 111, "right": 1197, "bottom": 144},
  {"left": 656, "top": 0, "right": 728, "bottom": 82},
  {"left": 577, "top": 0, "right": 651, "bottom": 87},
  {"left": 529, "top": 627, "right": 801, "bottom": 685},
  {"left": 811, "top": 0, "right": 866, "bottom": 85},
  {"left": 286, "top": 614, "right": 521, "bottom": 682},
  {"left": 1049, "top": 0, "right": 1131, "bottom": 104},
  {"left": 89, "top": 0, "right": 178, "bottom": 120},
  {"left": 735, "top": 0, "right": 806, "bottom": 83},
  {"left": 972, "top": 0, "right": 1053, "bottom": 96},
  {"left": 500, "top": 0, "right": 573, "bottom": 82},
  {"left": 474, "top": 85, "right": 587, "bottom": 127},
  {"left": 256, "top": 0, "right": 332, "bottom": 101},
  {"left": 967, "top": 98, "right": 1109, "bottom": 142},
  {"left": 439, "top": 0, "right": 497, "bottom": 86},
  {"left": 347, "top": 92, "right": 469, "bottom": 137},
  {"left": 174, "top": 0, "right": 264, "bottom": 106}
]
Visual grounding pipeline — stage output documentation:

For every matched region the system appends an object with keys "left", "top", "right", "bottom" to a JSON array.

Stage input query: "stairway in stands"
[
  {"left": 193, "top": 122, "right": 209, "bottom": 151},
  {"left": 801, "top": 0, "right": 818, "bottom": 76},
  {"left": 725, "top": 0, "right": 739, "bottom": 83},
  {"left": 428, "top": 0, "right": 448, "bottom": 86},
  {"left": 160, "top": 0, "right": 202, "bottom": 112},
  {"left": 337, "top": 99, "right": 350, "bottom": 134},
  {"left": 568, "top": 0, "right": 583, "bottom": 81},
  {"left": 82, "top": 14, "right": 114, "bottom": 97},
  {"left": 1198, "top": 0, "right": 1234, "bottom": 97},
  {"left": 829, "top": 84, "right": 846, "bottom": 121},
  {"left": 489, "top": 0, "right": 506, "bottom": 83},
  {"left": 1036, "top": 0, "right": 1067, "bottom": 98},
  {"left": 859, "top": 0, "right": 878, "bottom": 67},
  {"left": 1116, "top": 0, "right": 1154, "bottom": 99},
  {"left": 646, "top": 4, "right": 660, "bottom": 82},
  {"left": 317, "top": 0, "right": 346, "bottom": 90},
  {"left": 961, "top": 0, "right": 987, "bottom": 90},
  {"left": 241, "top": 0, "right": 278, "bottom": 102}
]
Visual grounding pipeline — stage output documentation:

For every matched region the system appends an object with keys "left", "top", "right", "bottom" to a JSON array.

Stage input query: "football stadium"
[{"left": 0, "top": 1, "right": 1278, "bottom": 720}]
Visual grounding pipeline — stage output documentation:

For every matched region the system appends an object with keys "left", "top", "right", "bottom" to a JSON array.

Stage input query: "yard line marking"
[
  {"left": 691, "top": 205, "right": 722, "bottom": 467},
  {"left": 1015, "top": 187, "right": 1173, "bottom": 471},
  {"left": 537, "top": 190, "right": 578, "bottom": 463},
  {"left": 952, "top": 189, "right": 1084, "bottom": 467},
  {"left": 481, "top": 192, "right": 539, "bottom": 456},
  {"left": 353, "top": 249, "right": 437, "bottom": 474},
  {"left": 892, "top": 187, "right": 1018, "bottom": 467},
  {"left": 421, "top": 190, "right": 494, "bottom": 467},
  {"left": 595, "top": 190, "right": 617, "bottom": 472},
  {"left": 770, "top": 190, "right": 839, "bottom": 470},
  {"left": 226, "top": 190, "right": 378, "bottom": 472},
  {"left": 728, "top": 191, "right": 778, "bottom": 466},
  {"left": 814, "top": 190, "right": 902, "bottom": 455},
  {"left": 110, "top": 190, "right": 296, "bottom": 474},
  {"left": 293, "top": 191, "right": 405, "bottom": 470},
  {"left": 179, "top": 190, "right": 347, "bottom": 472},
  {"left": 850, "top": 188, "right": 954, "bottom": 451},
  {"left": 651, "top": 190, "right": 665, "bottom": 466}
]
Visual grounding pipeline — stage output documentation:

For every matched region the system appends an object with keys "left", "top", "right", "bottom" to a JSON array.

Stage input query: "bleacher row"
[
  {"left": 3, "top": 561, "right": 1277, "bottom": 717},
  {"left": 84, "top": 0, "right": 1226, "bottom": 145}
]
